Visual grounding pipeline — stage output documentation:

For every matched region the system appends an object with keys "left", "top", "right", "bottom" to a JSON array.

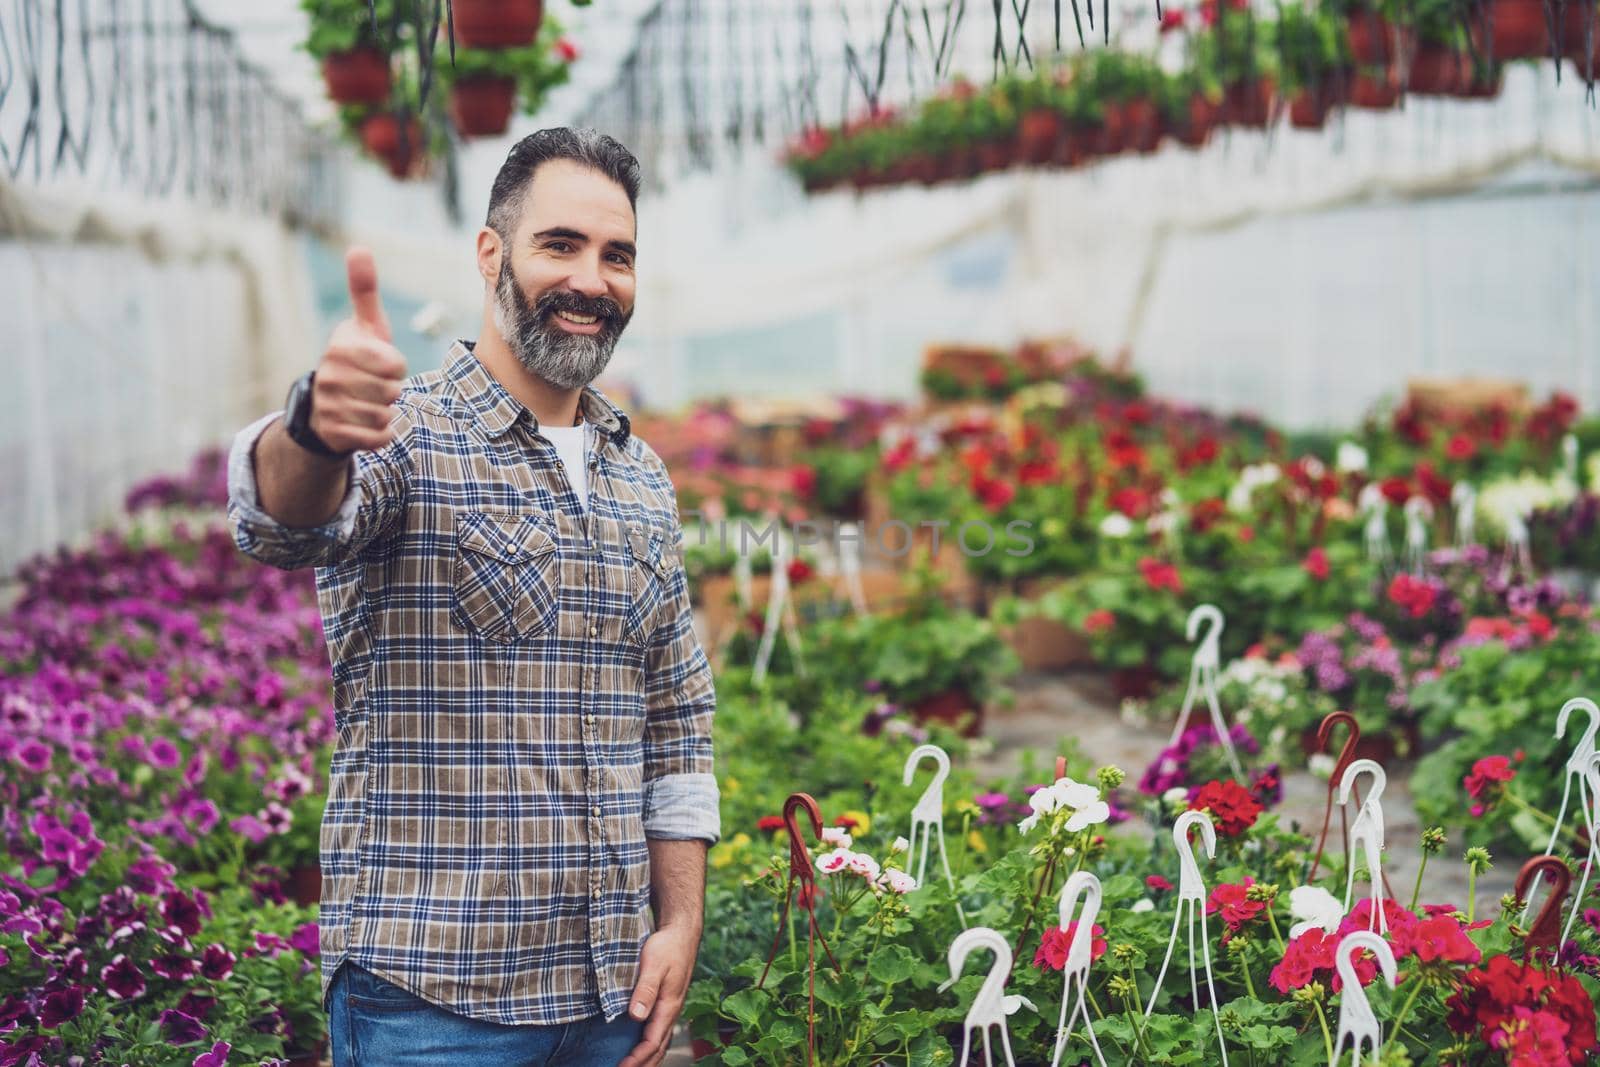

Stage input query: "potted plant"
[
  {"left": 1013, "top": 70, "right": 1066, "bottom": 164},
  {"left": 452, "top": 0, "right": 543, "bottom": 49},
  {"left": 1194, "top": 4, "right": 1281, "bottom": 128},
  {"left": 1330, "top": 0, "right": 1410, "bottom": 67},
  {"left": 966, "top": 84, "right": 1021, "bottom": 174},
  {"left": 1480, "top": 0, "right": 1549, "bottom": 58},
  {"left": 1162, "top": 67, "right": 1225, "bottom": 147},
  {"left": 434, "top": 16, "right": 574, "bottom": 138},
  {"left": 341, "top": 104, "right": 429, "bottom": 178},
  {"left": 1276, "top": 1, "right": 1344, "bottom": 127},
  {"left": 302, "top": 0, "right": 394, "bottom": 105}
]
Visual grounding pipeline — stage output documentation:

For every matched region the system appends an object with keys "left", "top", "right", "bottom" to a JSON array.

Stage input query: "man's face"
[{"left": 492, "top": 159, "right": 637, "bottom": 390}]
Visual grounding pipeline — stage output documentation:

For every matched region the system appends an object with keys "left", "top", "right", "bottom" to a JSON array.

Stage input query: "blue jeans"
[{"left": 328, "top": 961, "right": 646, "bottom": 1067}]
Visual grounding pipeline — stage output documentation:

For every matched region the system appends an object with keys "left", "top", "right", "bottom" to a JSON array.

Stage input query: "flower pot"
[
  {"left": 1172, "top": 94, "right": 1219, "bottom": 147},
  {"left": 1459, "top": 67, "right": 1506, "bottom": 96},
  {"left": 911, "top": 689, "right": 984, "bottom": 738},
  {"left": 1348, "top": 69, "right": 1402, "bottom": 108},
  {"left": 452, "top": 0, "right": 544, "bottom": 49},
  {"left": 908, "top": 153, "right": 941, "bottom": 185},
  {"left": 975, "top": 138, "right": 1015, "bottom": 173},
  {"left": 1223, "top": 78, "right": 1275, "bottom": 127},
  {"left": 360, "top": 113, "right": 425, "bottom": 178},
  {"left": 321, "top": 47, "right": 391, "bottom": 105},
  {"left": 1288, "top": 87, "right": 1332, "bottom": 129},
  {"left": 1122, "top": 97, "right": 1163, "bottom": 153},
  {"left": 1110, "top": 664, "right": 1161, "bottom": 702},
  {"left": 1565, "top": 1, "right": 1600, "bottom": 69},
  {"left": 1346, "top": 12, "right": 1401, "bottom": 67},
  {"left": 1051, "top": 125, "right": 1092, "bottom": 166},
  {"left": 1097, "top": 107, "right": 1126, "bottom": 155},
  {"left": 1018, "top": 109, "right": 1063, "bottom": 164},
  {"left": 448, "top": 75, "right": 516, "bottom": 138},
  {"left": 1486, "top": 0, "right": 1550, "bottom": 58},
  {"left": 289, "top": 863, "right": 321, "bottom": 907},
  {"left": 1408, "top": 45, "right": 1469, "bottom": 93}
]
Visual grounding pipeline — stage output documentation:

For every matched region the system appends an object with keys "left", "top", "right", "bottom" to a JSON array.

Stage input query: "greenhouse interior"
[{"left": 5, "top": 0, "right": 1600, "bottom": 1063}]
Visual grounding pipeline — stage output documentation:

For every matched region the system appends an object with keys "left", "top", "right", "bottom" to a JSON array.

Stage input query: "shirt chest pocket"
[
  {"left": 623, "top": 524, "right": 677, "bottom": 647},
  {"left": 452, "top": 511, "right": 561, "bottom": 644}
]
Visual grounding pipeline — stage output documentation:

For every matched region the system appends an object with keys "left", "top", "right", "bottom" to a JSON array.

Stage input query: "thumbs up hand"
[{"left": 312, "top": 247, "right": 410, "bottom": 454}]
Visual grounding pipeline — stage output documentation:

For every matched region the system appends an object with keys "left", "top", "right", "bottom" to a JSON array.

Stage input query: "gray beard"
[{"left": 491, "top": 262, "right": 626, "bottom": 390}]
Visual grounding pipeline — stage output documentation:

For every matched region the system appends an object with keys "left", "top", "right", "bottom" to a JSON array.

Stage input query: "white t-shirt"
[{"left": 541, "top": 423, "right": 588, "bottom": 512}]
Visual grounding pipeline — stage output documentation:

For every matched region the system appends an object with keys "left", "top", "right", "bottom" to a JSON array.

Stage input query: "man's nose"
[{"left": 566, "top": 257, "right": 607, "bottom": 298}]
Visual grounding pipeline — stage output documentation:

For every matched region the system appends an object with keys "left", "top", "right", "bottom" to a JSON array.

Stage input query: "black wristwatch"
[{"left": 283, "top": 371, "right": 349, "bottom": 460}]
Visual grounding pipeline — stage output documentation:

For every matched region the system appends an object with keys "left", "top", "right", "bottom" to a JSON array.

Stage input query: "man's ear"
[{"left": 475, "top": 227, "right": 502, "bottom": 287}]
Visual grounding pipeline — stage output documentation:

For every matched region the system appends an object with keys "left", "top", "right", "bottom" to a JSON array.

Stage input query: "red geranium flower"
[
  {"left": 974, "top": 474, "right": 1016, "bottom": 512},
  {"left": 1206, "top": 878, "right": 1266, "bottom": 939},
  {"left": 1411, "top": 914, "right": 1482, "bottom": 966},
  {"left": 555, "top": 37, "right": 581, "bottom": 62},
  {"left": 1387, "top": 573, "right": 1438, "bottom": 618},
  {"left": 1379, "top": 476, "right": 1412, "bottom": 506},
  {"left": 1034, "top": 921, "right": 1106, "bottom": 971},
  {"left": 786, "top": 558, "right": 814, "bottom": 586},
  {"left": 1446, "top": 433, "right": 1477, "bottom": 461},
  {"left": 1270, "top": 928, "right": 1336, "bottom": 993},
  {"left": 1083, "top": 609, "right": 1115, "bottom": 635},
  {"left": 1188, "top": 779, "right": 1262, "bottom": 836},
  {"left": 1189, "top": 497, "right": 1227, "bottom": 533},
  {"left": 1303, "top": 546, "right": 1330, "bottom": 581},
  {"left": 1159, "top": 6, "right": 1186, "bottom": 30},
  {"left": 1137, "top": 557, "right": 1184, "bottom": 594},
  {"left": 756, "top": 815, "right": 785, "bottom": 832},
  {"left": 1146, "top": 874, "right": 1175, "bottom": 892},
  {"left": 1110, "top": 486, "right": 1150, "bottom": 518}
]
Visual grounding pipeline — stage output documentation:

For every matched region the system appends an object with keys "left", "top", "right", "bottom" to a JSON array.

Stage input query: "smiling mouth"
[{"left": 553, "top": 309, "right": 601, "bottom": 326}]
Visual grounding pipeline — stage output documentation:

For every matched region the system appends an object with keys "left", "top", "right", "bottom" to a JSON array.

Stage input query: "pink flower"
[
  {"left": 14, "top": 740, "right": 52, "bottom": 773},
  {"left": 147, "top": 737, "right": 182, "bottom": 769},
  {"left": 556, "top": 37, "right": 580, "bottom": 62},
  {"left": 1146, "top": 875, "right": 1174, "bottom": 892}
]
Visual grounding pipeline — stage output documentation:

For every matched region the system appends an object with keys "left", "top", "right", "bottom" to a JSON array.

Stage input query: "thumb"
[
  {"left": 629, "top": 954, "right": 663, "bottom": 1021},
  {"left": 346, "top": 246, "right": 392, "bottom": 342}
]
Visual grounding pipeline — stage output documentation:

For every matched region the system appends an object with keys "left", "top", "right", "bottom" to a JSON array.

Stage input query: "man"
[{"left": 226, "top": 128, "right": 718, "bottom": 1067}]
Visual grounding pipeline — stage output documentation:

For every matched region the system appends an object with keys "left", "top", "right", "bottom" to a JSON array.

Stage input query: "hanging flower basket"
[
  {"left": 1486, "top": 0, "right": 1549, "bottom": 58},
  {"left": 1222, "top": 77, "right": 1275, "bottom": 127},
  {"left": 1017, "top": 109, "right": 1062, "bottom": 164},
  {"left": 975, "top": 137, "right": 1015, "bottom": 173},
  {"left": 1348, "top": 68, "right": 1402, "bottom": 108},
  {"left": 1288, "top": 85, "right": 1333, "bottom": 128},
  {"left": 448, "top": 74, "right": 517, "bottom": 137},
  {"left": 1408, "top": 46, "right": 1469, "bottom": 93},
  {"left": 321, "top": 46, "right": 392, "bottom": 104},
  {"left": 1123, "top": 97, "right": 1163, "bottom": 153},
  {"left": 452, "top": 0, "right": 544, "bottom": 49},
  {"left": 360, "top": 112, "right": 426, "bottom": 178},
  {"left": 1171, "top": 94, "right": 1220, "bottom": 147},
  {"left": 1564, "top": 0, "right": 1600, "bottom": 69}
]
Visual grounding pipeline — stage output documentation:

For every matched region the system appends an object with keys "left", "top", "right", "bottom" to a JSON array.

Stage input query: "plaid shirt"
[{"left": 226, "top": 341, "right": 719, "bottom": 1027}]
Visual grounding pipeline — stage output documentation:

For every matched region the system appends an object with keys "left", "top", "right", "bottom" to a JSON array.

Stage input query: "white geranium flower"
[
  {"left": 1288, "top": 885, "right": 1344, "bottom": 938},
  {"left": 820, "top": 827, "right": 852, "bottom": 848},
  {"left": 847, "top": 852, "right": 881, "bottom": 882},
  {"left": 1307, "top": 753, "right": 1336, "bottom": 780},
  {"left": 1131, "top": 899, "right": 1155, "bottom": 913},
  {"left": 1098, "top": 513, "right": 1134, "bottom": 538},
  {"left": 880, "top": 869, "right": 917, "bottom": 894},
  {"left": 1336, "top": 441, "right": 1369, "bottom": 474},
  {"left": 1066, "top": 800, "right": 1111, "bottom": 833},
  {"left": 1162, "top": 787, "right": 1189, "bottom": 806},
  {"left": 817, "top": 848, "right": 854, "bottom": 875},
  {"left": 890, "top": 836, "right": 910, "bottom": 855}
]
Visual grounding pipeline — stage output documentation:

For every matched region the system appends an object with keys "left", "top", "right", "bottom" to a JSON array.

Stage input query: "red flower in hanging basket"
[
  {"left": 756, "top": 815, "right": 786, "bottom": 832},
  {"left": 1445, "top": 433, "right": 1478, "bottom": 461},
  {"left": 556, "top": 37, "right": 581, "bottom": 63},
  {"left": 1303, "top": 546, "right": 1330, "bottom": 581},
  {"left": 785, "top": 558, "right": 814, "bottom": 586},
  {"left": 1159, "top": 7, "right": 1187, "bottom": 32},
  {"left": 1137, "top": 557, "right": 1184, "bottom": 595},
  {"left": 1083, "top": 609, "right": 1116, "bottom": 635}
]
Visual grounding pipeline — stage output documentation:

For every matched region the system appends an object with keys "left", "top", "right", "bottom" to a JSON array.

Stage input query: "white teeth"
[{"left": 557, "top": 311, "right": 598, "bottom": 325}]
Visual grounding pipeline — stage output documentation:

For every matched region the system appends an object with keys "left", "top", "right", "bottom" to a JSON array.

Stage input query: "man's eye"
[
  {"left": 607, "top": 253, "right": 632, "bottom": 266},
  {"left": 548, "top": 241, "right": 573, "bottom": 253}
]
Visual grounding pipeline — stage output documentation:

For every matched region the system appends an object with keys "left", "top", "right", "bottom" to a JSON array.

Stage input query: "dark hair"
[{"left": 485, "top": 127, "right": 642, "bottom": 241}]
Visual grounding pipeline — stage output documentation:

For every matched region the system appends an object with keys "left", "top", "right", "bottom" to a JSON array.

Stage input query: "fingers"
[
  {"left": 313, "top": 329, "right": 407, "bottom": 454},
  {"left": 616, "top": 999, "right": 679, "bottom": 1067},
  {"left": 345, "top": 245, "right": 392, "bottom": 342}
]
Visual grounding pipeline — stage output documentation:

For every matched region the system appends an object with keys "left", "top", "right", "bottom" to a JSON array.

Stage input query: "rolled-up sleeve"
[
  {"left": 641, "top": 516, "right": 720, "bottom": 844},
  {"left": 226, "top": 410, "right": 411, "bottom": 571}
]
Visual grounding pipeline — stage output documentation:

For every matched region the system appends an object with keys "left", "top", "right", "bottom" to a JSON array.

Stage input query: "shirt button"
[
  {"left": 588, "top": 624, "right": 598, "bottom": 638},
  {"left": 505, "top": 543, "right": 517, "bottom": 555},
  {"left": 592, "top": 805, "right": 602, "bottom": 817},
  {"left": 592, "top": 887, "right": 603, "bottom": 900},
  {"left": 585, "top": 715, "right": 596, "bottom": 726}
]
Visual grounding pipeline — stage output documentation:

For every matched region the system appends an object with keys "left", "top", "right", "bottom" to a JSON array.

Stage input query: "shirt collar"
[{"left": 447, "top": 339, "right": 631, "bottom": 445}]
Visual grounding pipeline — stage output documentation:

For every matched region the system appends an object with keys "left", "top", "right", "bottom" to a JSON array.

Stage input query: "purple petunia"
[
  {"left": 101, "top": 954, "right": 147, "bottom": 999},
  {"left": 152, "top": 953, "right": 200, "bottom": 981},
  {"left": 159, "top": 1008, "right": 208, "bottom": 1046},
  {"left": 162, "top": 891, "right": 205, "bottom": 938},
  {"left": 192, "top": 1040, "right": 232, "bottom": 1067},
  {"left": 39, "top": 986, "right": 86, "bottom": 1028},
  {"left": 289, "top": 922, "right": 320, "bottom": 957},
  {"left": 147, "top": 737, "right": 182, "bottom": 770},
  {"left": 14, "top": 740, "right": 52, "bottom": 774},
  {"left": 199, "top": 944, "right": 236, "bottom": 982}
]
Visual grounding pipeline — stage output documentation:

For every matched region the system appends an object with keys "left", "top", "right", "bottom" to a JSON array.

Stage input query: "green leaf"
[
  {"left": 722, "top": 988, "right": 767, "bottom": 1030},
  {"left": 867, "top": 944, "right": 918, "bottom": 985}
]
